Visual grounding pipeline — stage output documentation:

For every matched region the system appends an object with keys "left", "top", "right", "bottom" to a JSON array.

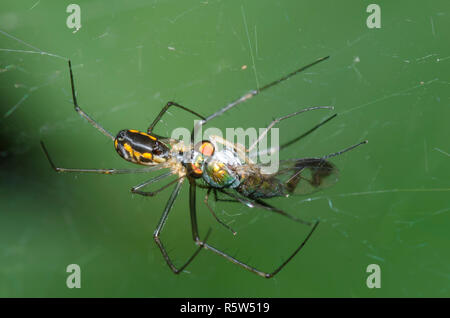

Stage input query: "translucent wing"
[
  {"left": 273, "top": 158, "right": 339, "bottom": 196},
  {"left": 236, "top": 158, "right": 339, "bottom": 199}
]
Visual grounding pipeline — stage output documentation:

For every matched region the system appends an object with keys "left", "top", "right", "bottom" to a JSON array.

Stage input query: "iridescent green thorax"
[
  {"left": 203, "top": 159, "right": 239, "bottom": 188},
  {"left": 202, "top": 148, "right": 242, "bottom": 189}
]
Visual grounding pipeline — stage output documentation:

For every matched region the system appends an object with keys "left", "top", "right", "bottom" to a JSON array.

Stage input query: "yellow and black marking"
[
  {"left": 114, "top": 129, "right": 169, "bottom": 165},
  {"left": 128, "top": 129, "right": 157, "bottom": 140}
]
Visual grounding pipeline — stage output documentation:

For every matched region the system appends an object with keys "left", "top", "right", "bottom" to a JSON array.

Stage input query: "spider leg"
[
  {"left": 322, "top": 140, "right": 368, "bottom": 160},
  {"left": 131, "top": 173, "right": 183, "bottom": 197},
  {"left": 41, "top": 141, "right": 163, "bottom": 174},
  {"left": 218, "top": 189, "right": 312, "bottom": 226},
  {"left": 153, "top": 178, "right": 210, "bottom": 274},
  {"left": 213, "top": 188, "right": 240, "bottom": 203},
  {"left": 279, "top": 113, "right": 338, "bottom": 152},
  {"left": 192, "top": 56, "right": 330, "bottom": 142},
  {"left": 189, "top": 179, "right": 319, "bottom": 278},
  {"left": 148, "top": 101, "right": 205, "bottom": 134},
  {"left": 204, "top": 188, "right": 237, "bottom": 235},
  {"left": 255, "top": 113, "right": 338, "bottom": 158},
  {"left": 247, "top": 106, "right": 334, "bottom": 153},
  {"left": 68, "top": 60, "right": 115, "bottom": 141}
]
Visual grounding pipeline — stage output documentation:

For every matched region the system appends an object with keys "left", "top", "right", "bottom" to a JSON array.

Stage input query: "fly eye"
[{"left": 196, "top": 140, "right": 215, "bottom": 156}]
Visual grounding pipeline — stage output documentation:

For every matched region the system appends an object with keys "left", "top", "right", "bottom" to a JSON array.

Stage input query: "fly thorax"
[{"left": 202, "top": 149, "right": 242, "bottom": 188}]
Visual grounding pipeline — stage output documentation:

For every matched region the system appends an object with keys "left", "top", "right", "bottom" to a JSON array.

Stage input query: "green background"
[{"left": 0, "top": 0, "right": 449, "bottom": 297}]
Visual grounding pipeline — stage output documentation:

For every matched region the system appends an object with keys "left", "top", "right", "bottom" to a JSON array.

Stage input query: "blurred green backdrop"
[{"left": 0, "top": 0, "right": 449, "bottom": 297}]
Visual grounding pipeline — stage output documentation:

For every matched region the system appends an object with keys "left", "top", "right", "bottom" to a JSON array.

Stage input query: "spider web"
[{"left": 0, "top": 0, "right": 449, "bottom": 298}]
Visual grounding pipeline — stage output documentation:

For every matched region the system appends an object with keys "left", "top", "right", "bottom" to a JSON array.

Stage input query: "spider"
[{"left": 41, "top": 56, "right": 367, "bottom": 278}]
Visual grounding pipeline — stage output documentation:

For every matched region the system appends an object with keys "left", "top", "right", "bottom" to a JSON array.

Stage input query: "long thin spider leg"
[
  {"left": 217, "top": 189, "right": 256, "bottom": 208},
  {"left": 68, "top": 60, "right": 115, "bottom": 141},
  {"left": 153, "top": 179, "right": 209, "bottom": 274},
  {"left": 253, "top": 198, "right": 312, "bottom": 226},
  {"left": 218, "top": 189, "right": 312, "bottom": 226},
  {"left": 132, "top": 175, "right": 184, "bottom": 197},
  {"left": 213, "top": 188, "right": 240, "bottom": 203},
  {"left": 130, "top": 171, "right": 172, "bottom": 196},
  {"left": 279, "top": 113, "right": 338, "bottom": 152},
  {"left": 197, "top": 184, "right": 247, "bottom": 202},
  {"left": 192, "top": 56, "right": 330, "bottom": 142},
  {"left": 148, "top": 101, "right": 205, "bottom": 134},
  {"left": 247, "top": 106, "right": 334, "bottom": 153},
  {"left": 189, "top": 179, "right": 319, "bottom": 278},
  {"left": 204, "top": 188, "right": 237, "bottom": 235},
  {"left": 41, "top": 141, "right": 163, "bottom": 174},
  {"left": 267, "top": 220, "right": 319, "bottom": 277},
  {"left": 255, "top": 113, "right": 338, "bottom": 158},
  {"left": 322, "top": 140, "right": 368, "bottom": 160}
]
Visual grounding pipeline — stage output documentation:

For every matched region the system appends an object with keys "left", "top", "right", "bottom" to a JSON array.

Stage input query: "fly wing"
[{"left": 260, "top": 158, "right": 339, "bottom": 196}]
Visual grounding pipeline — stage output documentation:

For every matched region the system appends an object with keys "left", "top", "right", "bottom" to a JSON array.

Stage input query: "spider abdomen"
[{"left": 114, "top": 129, "right": 170, "bottom": 165}]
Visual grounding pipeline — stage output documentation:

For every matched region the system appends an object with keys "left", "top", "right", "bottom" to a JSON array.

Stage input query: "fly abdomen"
[{"left": 237, "top": 174, "right": 285, "bottom": 199}]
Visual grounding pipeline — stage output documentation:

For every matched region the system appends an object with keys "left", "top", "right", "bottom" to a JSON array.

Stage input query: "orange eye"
[{"left": 198, "top": 141, "right": 215, "bottom": 156}]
